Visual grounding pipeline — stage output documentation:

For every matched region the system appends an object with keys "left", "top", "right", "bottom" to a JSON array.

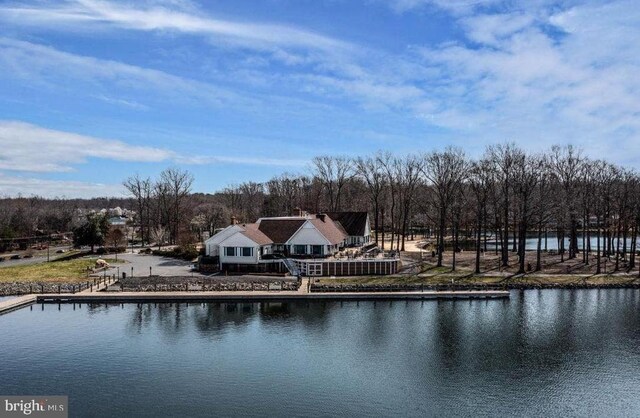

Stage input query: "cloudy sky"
[{"left": 0, "top": 0, "right": 638, "bottom": 197}]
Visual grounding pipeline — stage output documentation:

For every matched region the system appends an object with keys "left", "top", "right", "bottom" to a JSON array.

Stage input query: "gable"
[
  {"left": 205, "top": 225, "right": 242, "bottom": 245},
  {"left": 287, "top": 221, "right": 331, "bottom": 245},
  {"left": 258, "top": 219, "right": 306, "bottom": 243},
  {"left": 219, "top": 231, "right": 262, "bottom": 247},
  {"left": 326, "top": 212, "right": 369, "bottom": 236}
]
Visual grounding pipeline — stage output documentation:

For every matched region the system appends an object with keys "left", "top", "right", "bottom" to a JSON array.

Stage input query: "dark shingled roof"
[
  {"left": 258, "top": 219, "right": 306, "bottom": 243},
  {"left": 326, "top": 212, "right": 369, "bottom": 236}
]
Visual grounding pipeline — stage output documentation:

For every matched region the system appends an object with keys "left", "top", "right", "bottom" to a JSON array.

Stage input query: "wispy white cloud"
[
  {"left": 0, "top": 120, "right": 174, "bottom": 172},
  {"left": 409, "top": 0, "right": 640, "bottom": 163},
  {"left": 0, "top": 0, "right": 351, "bottom": 52},
  {"left": 0, "top": 121, "right": 308, "bottom": 175},
  {"left": 385, "top": 0, "right": 501, "bottom": 14},
  {"left": 0, "top": 38, "right": 244, "bottom": 107},
  {"left": 2, "top": 0, "right": 640, "bottom": 171},
  {"left": 0, "top": 173, "right": 125, "bottom": 198},
  {"left": 177, "top": 155, "right": 308, "bottom": 168},
  {"left": 92, "top": 95, "right": 150, "bottom": 110}
]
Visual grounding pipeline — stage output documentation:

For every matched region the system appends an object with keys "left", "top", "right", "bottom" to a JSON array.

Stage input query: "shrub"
[{"left": 152, "top": 244, "right": 199, "bottom": 261}]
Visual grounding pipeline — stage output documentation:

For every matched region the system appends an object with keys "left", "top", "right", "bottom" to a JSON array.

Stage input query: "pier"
[{"left": 0, "top": 289, "right": 509, "bottom": 314}]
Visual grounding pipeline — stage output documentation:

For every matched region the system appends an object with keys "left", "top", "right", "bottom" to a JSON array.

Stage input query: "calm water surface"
[{"left": 1, "top": 290, "right": 639, "bottom": 417}]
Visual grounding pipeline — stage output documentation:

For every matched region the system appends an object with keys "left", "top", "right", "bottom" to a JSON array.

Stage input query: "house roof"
[
  {"left": 326, "top": 212, "right": 369, "bottom": 236},
  {"left": 239, "top": 224, "right": 273, "bottom": 245},
  {"left": 309, "top": 217, "right": 347, "bottom": 245},
  {"left": 258, "top": 219, "right": 306, "bottom": 243}
]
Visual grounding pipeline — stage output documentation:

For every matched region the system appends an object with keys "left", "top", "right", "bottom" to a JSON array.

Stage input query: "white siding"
[
  {"left": 218, "top": 233, "right": 260, "bottom": 264},
  {"left": 287, "top": 221, "right": 330, "bottom": 246},
  {"left": 205, "top": 225, "right": 243, "bottom": 256},
  {"left": 287, "top": 221, "right": 341, "bottom": 256}
]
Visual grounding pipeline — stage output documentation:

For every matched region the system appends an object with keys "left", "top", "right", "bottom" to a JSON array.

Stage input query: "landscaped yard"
[{"left": 0, "top": 257, "right": 125, "bottom": 283}]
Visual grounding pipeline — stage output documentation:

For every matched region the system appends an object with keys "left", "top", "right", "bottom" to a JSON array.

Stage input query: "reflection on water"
[{"left": 1, "top": 290, "right": 639, "bottom": 417}]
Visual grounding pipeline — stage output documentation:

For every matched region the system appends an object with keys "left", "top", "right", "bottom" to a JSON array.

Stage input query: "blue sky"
[{"left": 0, "top": 0, "right": 639, "bottom": 197}]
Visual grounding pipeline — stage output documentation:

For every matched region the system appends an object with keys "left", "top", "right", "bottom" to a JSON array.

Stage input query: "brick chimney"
[
  {"left": 230, "top": 215, "right": 238, "bottom": 225},
  {"left": 316, "top": 213, "right": 326, "bottom": 222}
]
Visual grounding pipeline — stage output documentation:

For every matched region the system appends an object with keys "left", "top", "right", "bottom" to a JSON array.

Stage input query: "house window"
[
  {"left": 308, "top": 263, "right": 323, "bottom": 276},
  {"left": 224, "top": 247, "right": 236, "bottom": 257},
  {"left": 294, "top": 245, "right": 306, "bottom": 255},
  {"left": 311, "top": 245, "right": 323, "bottom": 256},
  {"left": 241, "top": 247, "right": 253, "bottom": 257}
]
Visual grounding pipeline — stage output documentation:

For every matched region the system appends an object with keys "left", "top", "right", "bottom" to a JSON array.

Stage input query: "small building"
[{"left": 107, "top": 216, "right": 127, "bottom": 227}]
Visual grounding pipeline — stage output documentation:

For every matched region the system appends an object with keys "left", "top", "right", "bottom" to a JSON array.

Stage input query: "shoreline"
[
  {"left": 2, "top": 277, "right": 640, "bottom": 297},
  {"left": 312, "top": 282, "right": 640, "bottom": 292}
]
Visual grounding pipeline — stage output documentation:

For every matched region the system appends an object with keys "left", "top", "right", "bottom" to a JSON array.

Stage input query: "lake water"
[
  {"left": 483, "top": 235, "right": 639, "bottom": 251},
  {"left": 1, "top": 291, "right": 639, "bottom": 417}
]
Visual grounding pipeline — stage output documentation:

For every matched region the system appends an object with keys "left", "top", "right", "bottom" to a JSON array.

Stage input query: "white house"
[
  {"left": 205, "top": 224, "right": 272, "bottom": 264},
  {"left": 204, "top": 213, "right": 355, "bottom": 271},
  {"left": 200, "top": 212, "right": 398, "bottom": 277}
]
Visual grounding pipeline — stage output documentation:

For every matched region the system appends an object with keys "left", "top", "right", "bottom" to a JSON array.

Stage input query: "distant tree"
[
  {"left": 513, "top": 153, "right": 544, "bottom": 273},
  {"left": 550, "top": 145, "right": 584, "bottom": 260},
  {"left": 151, "top": 225, "right": 167, "bottom": 250},
  {"left": 423, "top": 147, "right": 468, "bottom": 267},
  {"left": 355, "top": 153, "right": 387, "bottom": 246},
  {"left": 469, "top": 159, "right": 493, "bottom": 274},
  {"left": 157, "top": 168, "right": 194, "bottom": 244},
  {"left": 486, "top": 143, "right": 522, "bottom": 267},
  {"left": 123, "top": 174, "right": 153, "bottom": 245},
  {"left": 73, "top": 214, "right": 110, "bottom": 252},
  {"left": 106, "top": 228, "right": 126, "bottom": 260},
  {"left": 312, "top": 155, "right": 353, "bottom": 211}
]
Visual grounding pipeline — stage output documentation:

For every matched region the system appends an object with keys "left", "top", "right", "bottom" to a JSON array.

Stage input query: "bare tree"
[
  {"left": 469, "top": 159, "right": 493, "bottom": 274},
  {"left": 423, "top": 147, "right": 467, "bottom": 267},
  {"left": 513, "top": 153, "right": 544, "bottom": 274},
  {"left": 396, "top": 155, "right": 424, "bottom": 251},
  {"left": 123, "top": 174, "right": 152, "bottom": 245},
  {"left": 312, "top": 155, "right": 353, "bottom": 211},
  {"left": 355, "top": 154, "right": 386, "bottom": 246},
  {"left": 157, "top": 168, "right": 194, "bottom": 244},
  {"left": 550, "top": 145, "right": 584, "bottom": 260},
  {"left": 486, "top": 143, "right": 522, "bottom": 267},
  {"left": 151, "top": 225, "right": 167, "bottom": 250}
]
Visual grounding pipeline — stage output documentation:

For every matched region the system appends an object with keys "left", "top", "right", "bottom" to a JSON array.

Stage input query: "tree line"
[
  {"left": 2, "top": 143, "right": 639, "bottom": 277},
  {"left": 175, "top": 144, "right": 640, "bottom": 275}
]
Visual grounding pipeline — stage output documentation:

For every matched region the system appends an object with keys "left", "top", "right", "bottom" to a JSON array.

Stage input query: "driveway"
[
  {"left": 0, "top": 245, "right": 73, "bottom": 268},
  {"left": 96, "top": 252, "right": 203, "bottom": 278}
]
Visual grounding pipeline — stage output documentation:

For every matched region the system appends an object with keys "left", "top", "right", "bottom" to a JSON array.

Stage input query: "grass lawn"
[{"left": 0, "top": 257, "right": 125, "bottom": 283}]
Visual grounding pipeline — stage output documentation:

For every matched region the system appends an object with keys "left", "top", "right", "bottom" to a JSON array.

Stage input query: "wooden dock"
[
  {"left": 0, "top": 277, "right": 509, "bottom": 315},
  {"left": 0, "top": 295, "right": 38, "bottom": 315},
  {"left": 0, "top": 289, "right": 509, "bottom": 307}
]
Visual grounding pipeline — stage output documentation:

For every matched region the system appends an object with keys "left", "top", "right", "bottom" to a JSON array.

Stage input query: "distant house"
[{"left": 107, "top": 216, "right": 127, "bottom": 227}]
